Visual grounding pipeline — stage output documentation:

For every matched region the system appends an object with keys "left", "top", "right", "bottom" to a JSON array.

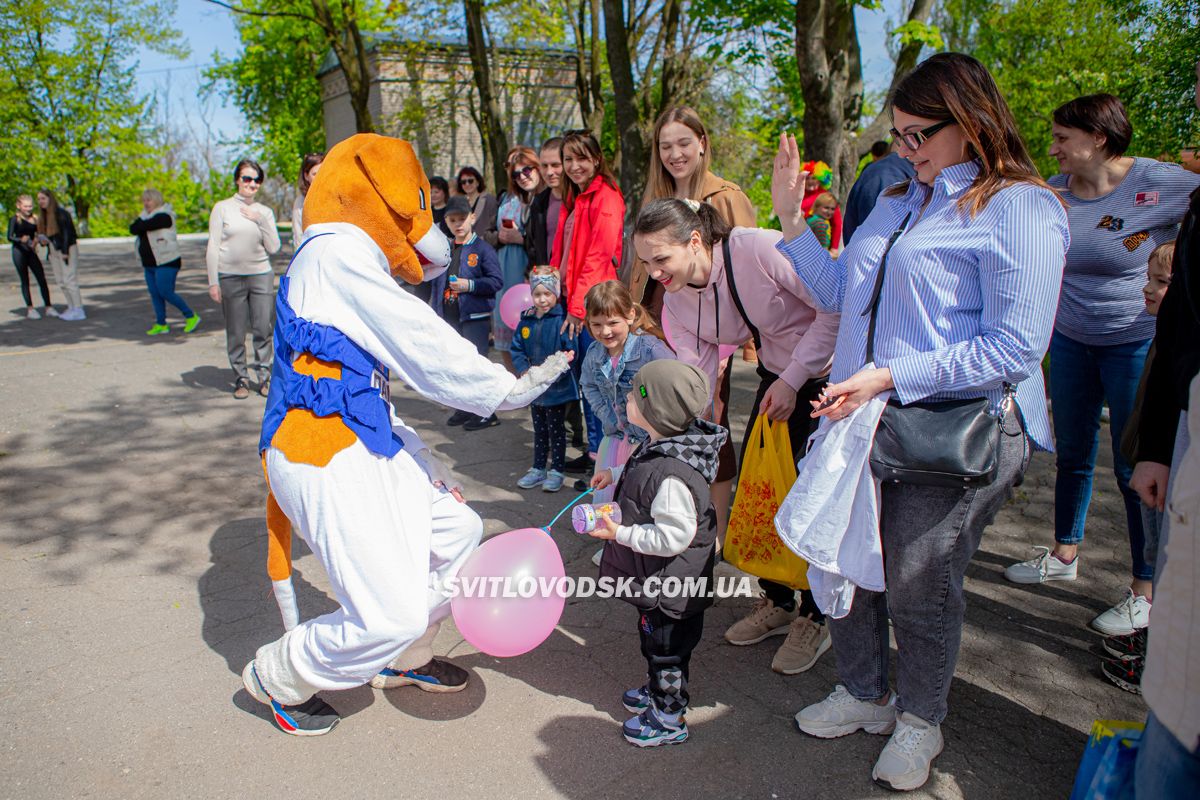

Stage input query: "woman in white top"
[
  {"left": 290, "top": 152, "right": 325, "bottom": 249},
  {"left": 207, "top": 158, "right": 282, "bottom": 399}
]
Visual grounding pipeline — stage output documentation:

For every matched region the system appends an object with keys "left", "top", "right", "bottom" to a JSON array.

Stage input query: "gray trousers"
[
  {"left": 219, "top": 272, "right": 275, "bottom": 383},
  {"left": 828, "top": 406, "right": 1030, "bottom": 725}
]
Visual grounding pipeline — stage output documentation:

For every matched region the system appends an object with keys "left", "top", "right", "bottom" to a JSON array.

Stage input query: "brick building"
[{"left": 319, "top": 33, "right": 582, "bottom": 181}]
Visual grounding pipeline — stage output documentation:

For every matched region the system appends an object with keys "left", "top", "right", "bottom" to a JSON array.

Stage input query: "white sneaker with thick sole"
[
  {"left": 60, "top": 306, "right": 86, "bottom": 321},
  {"left": 794, "top": 685, "right": 897, "bottom": 738},
  {"left": 1090, "top": 589, "right": 1151, "bottom": 636},
  {"left": 26, "top": 307, "right": 41, "bottom": 320},
  {"left": 872, "top": 711, "right": 944, "bottom": 791},
  {"left": 1004, "top": 546, "right": 1078, "bottom": 584},
  {"left": 44, "top": 306, "right": 60, "bottom": 318}
]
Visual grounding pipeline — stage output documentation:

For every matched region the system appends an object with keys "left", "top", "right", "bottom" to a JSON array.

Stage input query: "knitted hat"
[
  {"left": 632, "top": 360, "right": 710, "bottom": 438},
  {"left": 443, "top": 195, "right": 472, "bottom": 217}
]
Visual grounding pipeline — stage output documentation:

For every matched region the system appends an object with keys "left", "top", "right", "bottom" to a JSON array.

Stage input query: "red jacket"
[{"left": 550, "top": 175, "right": 625, "bottom": 319}]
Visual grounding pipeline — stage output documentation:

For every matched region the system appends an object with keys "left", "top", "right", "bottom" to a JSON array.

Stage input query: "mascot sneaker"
[
  {"left": 622, "top": 685, "right": 651, "bottom": 714},
  {"left": 369, "top": 658, "right": 469, "bottom": 693},
  {"left": 241, "top": 661, "right": 340, "bottom": 736},
  {"left": 623, "top": 707, "right": 688, "bottom": 747}
]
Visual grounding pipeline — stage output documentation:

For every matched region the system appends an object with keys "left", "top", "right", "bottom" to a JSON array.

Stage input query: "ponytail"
[{"left": 633, "top": 198, "right": 732, "bottom": 252}]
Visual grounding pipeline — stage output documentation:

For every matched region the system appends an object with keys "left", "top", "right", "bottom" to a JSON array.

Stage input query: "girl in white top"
[
  {"left": 206, "top": 158, "right": 282, "bottom": 398},
  {"left": 290, "top": 152, "right": 325, "bottom": 248}
]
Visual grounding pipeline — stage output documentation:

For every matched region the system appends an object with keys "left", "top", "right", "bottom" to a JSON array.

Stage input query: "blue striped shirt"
[{"left": 777, "top": 160, "right": 1069, "bottom": 451}]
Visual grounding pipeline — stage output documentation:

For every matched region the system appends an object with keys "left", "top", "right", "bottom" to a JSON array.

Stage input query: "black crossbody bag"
[{"left": 864, "top": 214, "right": 1002, "bottom": 488}]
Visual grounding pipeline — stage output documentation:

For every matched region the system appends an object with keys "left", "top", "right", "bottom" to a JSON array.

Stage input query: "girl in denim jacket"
[{"left": 580, "top": 281, "right": 675, "bottom": 503}]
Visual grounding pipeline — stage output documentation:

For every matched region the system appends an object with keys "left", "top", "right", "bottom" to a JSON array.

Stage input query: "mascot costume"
[{"left": 242, "top": 134, "right": 570, "bottom": 736}]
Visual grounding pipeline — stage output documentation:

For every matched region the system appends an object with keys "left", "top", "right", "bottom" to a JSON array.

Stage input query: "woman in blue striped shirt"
[{"left": 775, "top": 53, "right": 1069, "bottom": 791}]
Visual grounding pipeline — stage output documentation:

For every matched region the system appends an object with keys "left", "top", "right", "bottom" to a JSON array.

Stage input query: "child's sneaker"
[
  {"left": 1102, "top": 628, "right": 1148, "bottom": 660},
  {"left": 241, "top": 660, "right": 340, "bottom": 736},
  {"left": 622, "top": 685, "right": 650, "bottom": 714},
  {"left": 542, "top": 469, "right": 565, "bottom": 492},
  {"left": 369, "top": 658, "right": 469, "bottom": 693},
  {"left": 517, "top": 468, "right": 547, "bottom": 489},
  {"left": 183, "top": 314, "right": 201, "bottom": 333},
  {"left": 145, "top": 323, "right": 170, "bottom": 336},
  {"left": 622, "top": 707, "right": 688, "bottom": 747},
  {"left": 1101, "top": 655, "right": 1143, "bottom": 695}
]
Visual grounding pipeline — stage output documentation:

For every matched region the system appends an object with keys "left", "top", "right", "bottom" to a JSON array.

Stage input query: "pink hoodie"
[{"left": 663, "top": 227, "right": 838, "bottom": 396}]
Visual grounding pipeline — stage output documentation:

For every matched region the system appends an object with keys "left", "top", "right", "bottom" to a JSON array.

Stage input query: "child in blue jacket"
[
  {"left": 511, "top": 267, "right": 579, "bottom": 492},
  {"left": 437, "top": 195, "right": 504, "bottom": 429}
]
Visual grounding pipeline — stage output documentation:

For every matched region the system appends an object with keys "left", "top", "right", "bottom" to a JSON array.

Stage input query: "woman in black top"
[
  {"left": 7, "top": 194, "right": 55, "bottom": 319},
  {"left": 130, "top": 188, "right": 199, "bottom": 335}
]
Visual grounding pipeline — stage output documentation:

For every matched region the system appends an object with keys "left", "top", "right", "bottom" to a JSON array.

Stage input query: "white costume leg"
[
  {"left": 255, "top": 440, "right": 435, "bottom": 704},
  {"left": 386, "top": 487, "right": 483, "bottom": 670}
]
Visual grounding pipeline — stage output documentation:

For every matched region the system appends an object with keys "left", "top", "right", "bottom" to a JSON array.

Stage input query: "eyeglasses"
[
  {"left": 238, "top": 175, "right": 262, "bottom": 184},
  {"left": 889, "top": 120, "right": 955, "bottom": 151},
  {"left": 460, "top": 177, "right": 477, "bottom": 185},
  {"left": 511, "top": 165, "right": 536, "bottom": 181}
]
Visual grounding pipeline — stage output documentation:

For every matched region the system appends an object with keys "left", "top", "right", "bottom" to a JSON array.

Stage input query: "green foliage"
[
  {"left": 0, "top": 0, "right": 186, "bottom": 234},
  {"left": 892, "top": 20, "right": 943, "bottom": 50},
  {"left": 1126, "top": 0, "right": 1200, "bottom": 157}
]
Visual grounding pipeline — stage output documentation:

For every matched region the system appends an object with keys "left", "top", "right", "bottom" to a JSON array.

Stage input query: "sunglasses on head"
[
  {"left": 511, "top": 165, "right": 536, "bottom": 180},
  {"left": 239, "top": 175, "right": 262, "bottom": 184}
]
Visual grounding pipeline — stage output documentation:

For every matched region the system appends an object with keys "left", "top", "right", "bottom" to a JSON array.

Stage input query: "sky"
[{"left": 136, "top": 1, "right": 906, "bottom": 148}]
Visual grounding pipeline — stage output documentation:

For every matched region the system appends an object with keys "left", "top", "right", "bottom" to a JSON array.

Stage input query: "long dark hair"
[
  {"left": 886, "top": 52, "right": 1060, "bottom": 214},
  {"left": 297, "top": 152, "right": 325, "bottom": 196},
  {"left": 456, "top": 166, "right": 485, "bottom": 195},
  {"left": 560, "top": 130, "right": 619, "bottom": 213},
  {"left": 36, "top": 188, "right": 61, "bottom": 237},
  {"left": 633, "top": 198, "right": 732, "bottom": 254}
]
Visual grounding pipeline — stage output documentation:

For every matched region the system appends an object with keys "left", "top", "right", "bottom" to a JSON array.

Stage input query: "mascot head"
[{"left": 302, "top": 134, "right": 451, "bottom": 284}]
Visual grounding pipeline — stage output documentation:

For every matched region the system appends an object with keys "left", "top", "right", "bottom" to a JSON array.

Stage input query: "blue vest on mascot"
[{"left": 259, "top": 233, "right": 403, "bottom": 457}]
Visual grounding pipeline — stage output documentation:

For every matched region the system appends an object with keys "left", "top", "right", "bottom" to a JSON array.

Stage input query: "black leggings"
[
  {"left": 531, "top": 403, "right": 568, "bottom": 472},
  {"left": 12, "top": 247, "right": 50, "bottom": 308},
  {"left": 740, "top": 362, "right": 827, "bottom": 621}
]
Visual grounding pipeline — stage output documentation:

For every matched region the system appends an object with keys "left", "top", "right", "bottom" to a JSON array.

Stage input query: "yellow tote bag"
[{"left": 724, "top": 414, "right": 809, "bottom": 589}]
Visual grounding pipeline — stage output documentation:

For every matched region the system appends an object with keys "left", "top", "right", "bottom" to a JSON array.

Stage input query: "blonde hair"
[
  {"left": 583, "top": 280, "right": 665, "bottom": 341},
  {"left": 142, "top": 188, "right": 164, "bottom": 208},
  {"left": 643, "top": 107, "right": 712, "bottom": 208},
  {"left": 1149, "top": 241, "right": 1176, "bottom": 274}
]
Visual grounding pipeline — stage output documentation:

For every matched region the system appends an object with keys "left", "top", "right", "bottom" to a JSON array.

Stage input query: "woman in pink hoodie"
[{"left": 634, "top": 197, "right": 839, "bottom": 676}]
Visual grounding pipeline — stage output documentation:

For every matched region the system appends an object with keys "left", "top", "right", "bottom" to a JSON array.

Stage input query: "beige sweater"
[{"left": 206, "top": 195, "right": 281, "bottom": 285}]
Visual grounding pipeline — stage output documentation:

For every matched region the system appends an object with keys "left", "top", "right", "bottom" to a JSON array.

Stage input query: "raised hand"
[{"left": 772, "top": 132, "right": 810, "bottom": 240}]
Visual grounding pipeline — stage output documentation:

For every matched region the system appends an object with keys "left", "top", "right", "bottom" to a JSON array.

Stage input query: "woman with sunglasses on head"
[
  {"left": 550, "top": 130, "right": 626, "bottom": 460},
  {"left": 207, "top": 158, "right": 282, "bottom": 399},
  {"left": 774, "top": 53, "right": 1068, "bottom": 791},
  {"left": 493, "top": 146, "right": 544, "bottom": 363},
  {"left": 455, "top": 166, "right": 498, "bottom": 247}
]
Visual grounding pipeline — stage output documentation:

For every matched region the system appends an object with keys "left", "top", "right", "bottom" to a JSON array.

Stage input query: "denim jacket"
[{"left": 580, "top": 331, "right": 675, "bottom": 440}]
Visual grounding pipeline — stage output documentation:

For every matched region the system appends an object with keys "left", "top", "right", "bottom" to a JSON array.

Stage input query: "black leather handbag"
[{"left": 863, "top": 214, "right": 1001, "bottom": 488}]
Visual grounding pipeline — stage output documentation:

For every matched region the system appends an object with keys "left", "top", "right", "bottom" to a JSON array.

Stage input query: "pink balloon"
[
  {"left": 661, "top": 312, "right": 738, "bottom": 360},
  {"left": 498, "top": 283, "right": 533, "bottom": 330},
  {"left": 451, "top": 528, "right": 566, "bottom": 657}
]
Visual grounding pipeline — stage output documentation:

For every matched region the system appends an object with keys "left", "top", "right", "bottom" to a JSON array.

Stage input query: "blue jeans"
[
  {"left": 575, "top": 327, "right": 603, "bottom": 455},
  {"left": 1135, "top": 713, "right": 1200, "bottom": 798},
  {"left": 144, "top": 267, "right": 194, "bottom": 324},
  {"left": 1049, "top": 330, "right": 1153, "bottom": 581}
]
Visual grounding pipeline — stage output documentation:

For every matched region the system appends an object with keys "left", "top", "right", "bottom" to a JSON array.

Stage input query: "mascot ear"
[{"left": 353, "top": 136, "right": 430, "bottom": 222}]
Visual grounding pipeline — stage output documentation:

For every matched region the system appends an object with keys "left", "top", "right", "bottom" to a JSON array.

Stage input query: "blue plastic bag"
[{"left": 1069, "top": 719, "right": 1144, "bottom": 800}]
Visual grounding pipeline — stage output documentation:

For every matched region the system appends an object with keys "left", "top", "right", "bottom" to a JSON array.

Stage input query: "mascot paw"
[{"left": 498, "top": 352, "right": 572, "bottom": 410}]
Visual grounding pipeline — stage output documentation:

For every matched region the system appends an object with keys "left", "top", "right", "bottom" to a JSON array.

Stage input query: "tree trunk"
[
  {"left": 310, "top": 0, "right": 375, "bottom": 133},
  {"left": 602, "top": 0, "right": 647, "bottom": 214},
  {"left": 856, "top": 0, "right": 938, "bottom": 153},
  {"left": 464, "top": 0, "right": 510, "bottom": 192},
  {"left": 794, "top": 0, "right": 863, "bottom": 203},
  {"left": 66, "top": 174, "right": 89, "bottom": 238}
]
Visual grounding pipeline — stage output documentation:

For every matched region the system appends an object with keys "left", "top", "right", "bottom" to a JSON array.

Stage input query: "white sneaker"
[
  {"left": 1090, "top": 589, "right": 1152, "bottom": 636},
  {"left": 1004, "top": 546, "right": 1078, "bottom": 584},
  {"left": 26, "top": 307, "right": 42, "bottom": 320},
  {"left": 43, "top": 306, "right": 59, "bottom": 318},
  {"left": 794, "top": 685, "right": 897, "bottom": 738},
  {"left": 60, "top": 306, "right": 86, "bottom": 321},
  {"left": 872, "top": 711, "right": 944, "bottom": 791}
]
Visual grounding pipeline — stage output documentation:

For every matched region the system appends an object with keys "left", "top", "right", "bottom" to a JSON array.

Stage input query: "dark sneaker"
[
  {"left": 463, "top": 414, "right": 500, "bottom": 431},
  {"left": 1102, "top": 628, "right": 1148, "bottom": 660},
  {"left": 1101, "top": 655, "right": 1143, "bottom": 695},
  {"left": 447, "top": 410, "right": 474, "bottom": 426},
  {"left": 369, "top": 658, "right": 469, "bottom": 693},
  {"left": 622, "top": 685, "right": 650, "bottom": 714},
  {"left": 623, "top": 707, "right": 688, "bottom": 747},
  {"left": 241, "top": 661, "right": 340, "bottom": 736},
  {"left": 258, "top": 378, "right": 271, "bottom": 397},
  {"left": 562, "top": 454, "right": 593, "bottom": 474},
  {"left": 233, "top": 379, "right": 250, "bottom": 400}
]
